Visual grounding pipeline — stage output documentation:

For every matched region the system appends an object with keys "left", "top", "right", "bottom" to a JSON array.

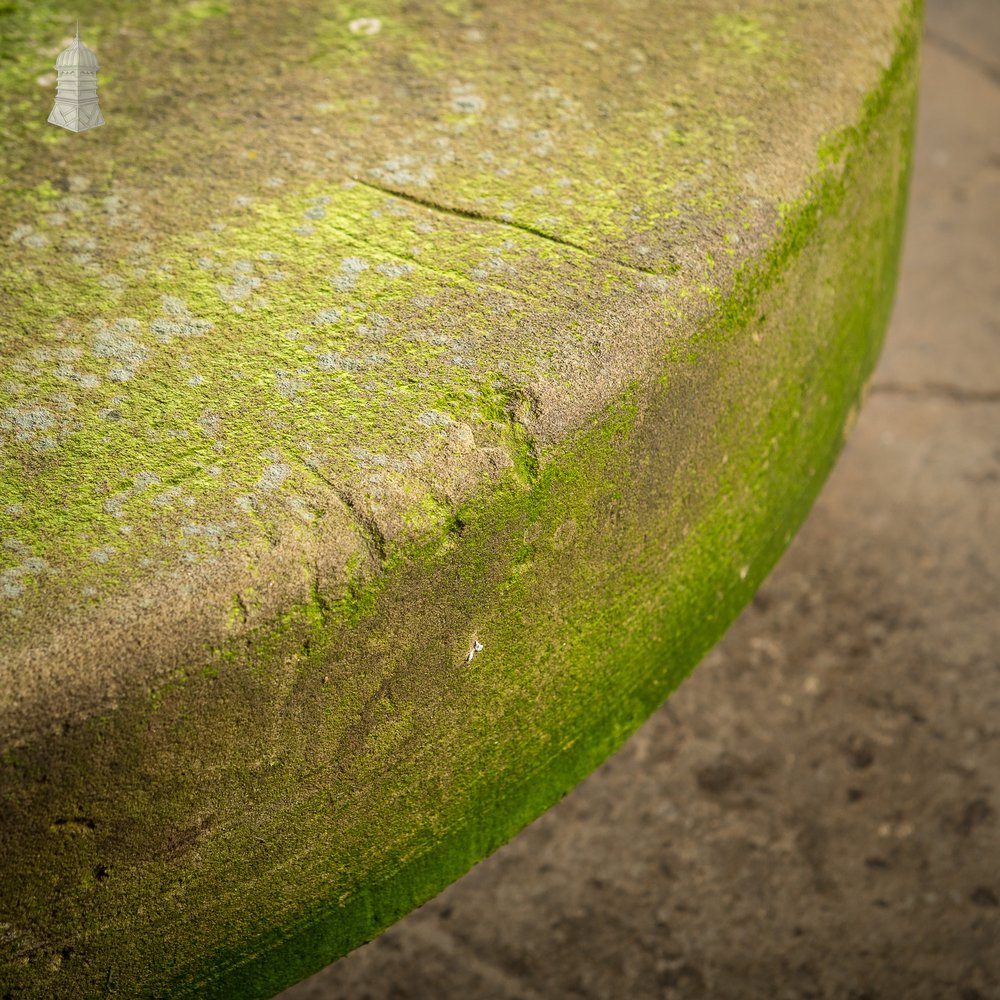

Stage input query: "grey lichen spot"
[
  {"left": 180, "top": 522, "right": 225, "bottom": 542},
  {"left": 311, "top": 308, "right": 341, "bottom": 326},
  {"left": 134, "top": 471, "right": 161, "bottom": 490},
  {"left": 256, "top": 463, "right": 291, "bottom": 491},
  {"left": 316, "top": 352, "right": 363, "bottom": 373},
  {"left": 99, "top": 273, "right": 127, "bottom": 293},
  {"left": 234, "top": 494, "right": 258, "bottom": 513},
  {"left": 276, "top": 374, "right": 308, "bottom": 400},
  {"left": 286, "top": 496, "right": 316, "bottom": 523},
  {"left": 217, "top": 273, "right": 261, "bottom": 304},
  {"left": 90, "top": 546, "right": 115, "bottom": 565},
  {"left": 90, "top": 321, "right": 148, "bottom": 382},
  {"left": 303, "top": 205, "right": 327, "bottom": 221},
  {"left": 454, "top": 95, "right": 484, "bottom": 113},
  {"left": 58, "top": 195, "right": 88, "bottom": 214},
  {"left": 375, "top": 261, "right": 413, "bottom": 279},
  {"left": 153, "top": 486, "right": 184, "bottom": 507},
  {"left": 2, "top": 406, "right": 56, "bottom": 439},
  {"left": 161, "top": 295, "right": 189, "bottom": 317},
  {"left": 102, "top": 471, "right": 160, "bottom": 518},
  {"left": 641, "top": 274, "right": 670, "bottom": 293},
  {"left": 371, "top": 155, "right": 435, "bottom": 187},
  {"left": 329, "top": 256, "right": 370, "bottom": 291},
  {"left": 196, "top": 412, "right": 222, "bottom": 437},
  {"left": 417, "top": 409, "right": 453, "bottom": 428},
  {"left": 529, "top": 128, "right": 555, "bottom": 156}
]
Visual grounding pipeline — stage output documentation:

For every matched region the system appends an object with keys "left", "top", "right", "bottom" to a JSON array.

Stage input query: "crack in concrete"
[
  {"left": 869, "top": 380, "right": 1000, "bottom": 404},
  {"left": 352, "top": 177, "right": 666, "bottom": 278},
  {"left": 925, "top": 29, "right": 1000, "bottom": 88}
]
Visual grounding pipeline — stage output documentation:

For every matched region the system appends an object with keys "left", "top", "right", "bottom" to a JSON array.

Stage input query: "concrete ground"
[{"left": 280, "top": 3, "right": 1000, "bottom": 997}]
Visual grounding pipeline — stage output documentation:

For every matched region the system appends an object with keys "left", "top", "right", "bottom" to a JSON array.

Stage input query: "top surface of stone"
[{"left": 0, "top": 0, "right": 904, "bottom": 745}]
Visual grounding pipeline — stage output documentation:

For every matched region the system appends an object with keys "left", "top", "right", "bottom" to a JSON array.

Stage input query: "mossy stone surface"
[{"left": 1, "top": 0, "right": 918, "bottom": 996}]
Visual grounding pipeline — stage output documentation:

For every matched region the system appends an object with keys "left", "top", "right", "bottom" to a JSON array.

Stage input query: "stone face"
[{"left": 0, "top": 1, "right": 919, "bottom": 997}]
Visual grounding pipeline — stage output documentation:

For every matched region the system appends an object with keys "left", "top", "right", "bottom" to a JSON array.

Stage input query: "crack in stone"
[
  {"left": 234, "top": 592, "right": 249, "bottom": 623},
  {"left": 869, "top": 380, "right": 1000, "bottom": 404},
  {"left": 293, "top": 455, "right": 388, "bottom": 566},
  {"left": 352, "top": 177, "right": 666, "bottom": 278}
]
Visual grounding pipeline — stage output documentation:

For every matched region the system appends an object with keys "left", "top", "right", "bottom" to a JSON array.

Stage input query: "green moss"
[{"left": 165, "top": 0, "right": 232, "bottom": 32}]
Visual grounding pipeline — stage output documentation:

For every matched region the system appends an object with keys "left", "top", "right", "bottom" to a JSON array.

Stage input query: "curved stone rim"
[{"left": 0, "top": 2, "right": 919, "bottom": 997}]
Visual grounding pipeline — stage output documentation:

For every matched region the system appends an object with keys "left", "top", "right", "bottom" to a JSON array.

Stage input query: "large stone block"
[{"left": 0, "top": 0, "right": 920, "bottom": 995}]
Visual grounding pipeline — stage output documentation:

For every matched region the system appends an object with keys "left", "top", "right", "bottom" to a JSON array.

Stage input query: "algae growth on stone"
[{"left": 1, "top": 0, "right": 919, "bottom": 996}]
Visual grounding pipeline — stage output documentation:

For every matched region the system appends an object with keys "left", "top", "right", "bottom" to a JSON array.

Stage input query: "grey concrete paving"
[{"left": 280, "top": 4, "right": 1000, "bottom": 998}]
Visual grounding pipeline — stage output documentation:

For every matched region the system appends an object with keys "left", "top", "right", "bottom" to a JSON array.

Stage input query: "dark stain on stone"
[
  {"left": 956, "top": 797, "right": 993, "bottom": 836},
  {"left": 695, "top": 758, "right": 738, "bottom": 795},
  {"left": 656, "top": 962, "right": 706, "bottom": 993},
  {"left": 50, "top": 816, "right": 96, "bottom": 834},
  {"left": 969, "top": 886, "right": 998, "bottom": 908},
  {"left": 844, "top": 737, "right": 875, "bottom": 770}
]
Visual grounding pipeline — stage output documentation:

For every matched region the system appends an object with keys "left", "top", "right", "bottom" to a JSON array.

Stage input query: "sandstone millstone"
[{"left": 0, "top": 1, "right": 919, "bottom": 996}]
